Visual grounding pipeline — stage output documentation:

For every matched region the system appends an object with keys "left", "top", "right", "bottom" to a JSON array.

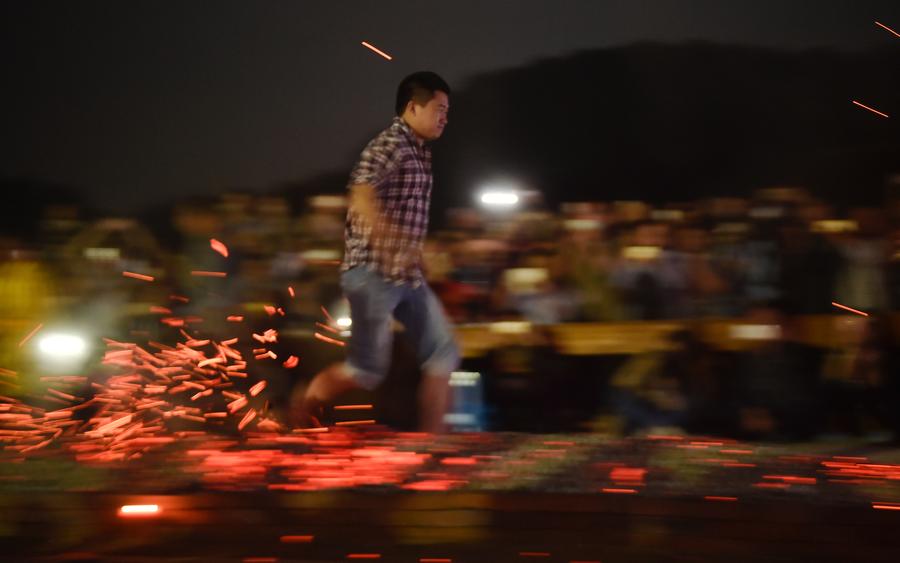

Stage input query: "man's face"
[{"left": 406, "top": 91, "right": 449, "bottom": 142}]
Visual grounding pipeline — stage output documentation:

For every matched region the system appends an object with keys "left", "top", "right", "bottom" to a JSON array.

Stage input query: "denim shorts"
[{"left": 339, "top": 266, "right": 461, "bottom": 390}]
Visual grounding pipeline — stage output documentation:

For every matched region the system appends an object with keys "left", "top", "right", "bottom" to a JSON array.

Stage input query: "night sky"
[{"left": 2, "top": 1, "right": 899, "bottom": 213}]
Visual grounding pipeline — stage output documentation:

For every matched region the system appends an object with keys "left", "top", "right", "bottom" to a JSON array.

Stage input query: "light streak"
[
  {"left": 334, "top": 404, "right": 373, "bottom": 411},
  {"left": 283, "top": 356, "right": 299, "bottom": 368},
  {"left": 315, "top": 332, "right": 346, "bottom": 347},
  {"left": 831, "top": 301, "right": 869, "bottom": 316},
  {"left": 237, "top": 409, "right": 257, "bottom": 431},
  {"left": 361, "top": 41, "right": 393, "bottom": 60},
  {"left": 118, "top": 504, "right": 160, "bottom": 516},
  {"left": 249, "top": 381, "right": 267, "bottom": 397},
  {"left": 281, "top": 535, "right": 314, "bottom": 543},
  {"left": 210, "top": 238, "right": 229, "bottom": 257},
  {"left": 123, "top": 271, "right": 154, "bottom": 282},
  {"left": 288, "top": 286, "right": 295, "bottom": 298},
  {"left": 18, "top": 323, "right": 43, "bottom": 347},
  {"left": 320, "top": 305, "right": 336, "bottom": 325},
  {"left": 316, "top": 322, "right": 341, "bottom": 335},
  {"left": 875, "top": 21, "right": 900, "bottom": 38},
  {"left": 227, "top": 316, "right": 245, "bottom": 322},
  {"left": 852, "top": 100, "right": 890, "bottom": 118},
  {"left": 191, "top": 271, "right": 227, "bottom": 277}
]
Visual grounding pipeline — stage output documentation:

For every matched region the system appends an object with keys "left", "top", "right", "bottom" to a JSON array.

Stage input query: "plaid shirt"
[{"left": 342, "top": 117, "right": 432, "bottom": 286}]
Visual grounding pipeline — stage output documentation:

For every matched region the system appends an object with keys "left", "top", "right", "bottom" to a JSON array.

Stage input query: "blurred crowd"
[{"left": 2, "top": 185, "right": 900, "bottom": 440}]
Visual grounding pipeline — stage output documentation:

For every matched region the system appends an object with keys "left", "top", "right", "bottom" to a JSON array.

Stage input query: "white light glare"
[
  {"left": 480, "top": 191, "right": 519, "bottom": 207},
  {"left": 336, "top": 317, "right": 352, "bottom": 328},
  {"left": 37, "top": 333, "right": 87, "bottom": 359}
]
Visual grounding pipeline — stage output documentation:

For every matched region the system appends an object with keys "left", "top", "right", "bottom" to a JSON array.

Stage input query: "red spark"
[
  {"left": 519, "top": 553, "right": 551, "bottom": 558},
  {"left": 852, "top": 100, "right": 890, "bottom": 118},
  {"left": 0, "top": 368, "right": 17, "bottom": 378},
  {"left": 316, "top": 322, "right": 341, "bottom": 335},
  {"left": 831, "top": 301, "right": 869, "bottom": 316},
  {"left": 249, "top": 381, "right": 267, "bottom": 397},
  {"left": 315, "top": 332, "right": 346, "bottom": 347},
  {"left": 169, "top": 294, "right": 190, "bottom": 303},
  {"left": 237, "top": 409, "right": 257, "bottom": 431},
  {"left": 420, "top": 560, "right": 452, "bottom": 563},
  {"left": 601, "top": 488, "right": 637, "bottom": 494},
  {"left": 875, "top": 21, "right": 900, "bottom": 38},
  {"left": 334, "top": 404, "right": 373, "bottom": 411},
  {"left": 191, "top": 271, "right": 227, "bottom": 277},
  {"left": 264, "top": 305, "right": 277, "bottom": 316},
  {"left": 221, "top": 337, "right": 239, "bottom": 346},
  {"left": 347, "top": 555, "right": 381, "bottom": 560},
  {"left": 334, "top": 419, "right": 375, "bottom": 426},
  {"left": 123, "top": 271, "right": 155, "bottom": 282},
  {"left": 280, "top": 535, "right": 314, "bottom": 543},
  {"left": 227, "top": 316, "right": 245, "bottom": 322},
  {"left": 288, "top": 286, "right": 295, "bottom": 298},
  {"left": 149, "top": 306, "right": 173, "bottom": 314},
  {"left": 18, "top": 323, "right": 43, "bottom": 348},
  {"left": 361, "top": 41, "right": 393, "bottom": 60},
  {"left": 873, "top": 502, "right": 900, "bottom": 511},
  {"left": 705, "top": 496, "right": 738, "bottom": 502},
  {"left": 210, "top": 238, "right": 229, "bottom": 257},
  {"left": 227, "top": 396, "right": 248, "bottom": 413},
  {"left": 283, "top": 356, "right": 299, "bottom": 369},
  {"left": 320, "top": 305, "right": 336, "bottom": 324}
]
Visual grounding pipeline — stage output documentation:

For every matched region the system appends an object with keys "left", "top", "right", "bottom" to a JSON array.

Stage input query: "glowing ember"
[
  {"left": 280, "top": 535, "right": 314, "bottom": 543},
  {"left": 875, "top": 21, "right": 900, "bottom": 38},
  {"left": 315, "top": 332, "right": 346, "bottom": 347},
  {"left": 191, "top": 271, "right": 227, "bottom": 277},
  {"left": 851, "top": 100, "right": 890, "bottom": 118},
  {"left": 210, "top": 238, "right": 229, "bottom": 257},
  {"left": 249, "top": 381, "right": 267, "bottom": 397},
  {"left": 18, "top": 323, "right": 43, "bottom": 348},
  {"left": 360, "top": 41, "right": 392, "bottom": 60},
  {"left": 122, "top": 271, "right": 154, "bottom": 282},
  {"left": 831, "top": 301, "right": 869, "bottom": 316}
]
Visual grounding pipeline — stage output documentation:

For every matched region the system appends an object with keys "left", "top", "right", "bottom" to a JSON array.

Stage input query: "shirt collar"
[{"left": 393, "top": 116, "right": 425, "bottom": 147}]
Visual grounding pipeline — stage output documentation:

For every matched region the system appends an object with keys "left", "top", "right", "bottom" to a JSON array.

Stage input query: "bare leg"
[
  {"left": 418, "top": 372, "right": 451, "bottom": 434},
  {"left": 290, "top": 363, "right": 360, "bottom": 427}
]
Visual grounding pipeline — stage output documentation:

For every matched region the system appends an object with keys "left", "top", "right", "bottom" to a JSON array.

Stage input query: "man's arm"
[
  {"left": 349, "top": 183, "right": 381, "bottom": 229},
  {"left": 350, "top": 182, "right": 419, "bottom": 269}
]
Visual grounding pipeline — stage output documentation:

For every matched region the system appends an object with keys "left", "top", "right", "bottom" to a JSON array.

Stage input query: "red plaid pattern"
[{"left": 342, "top": 117, "right": 432, "bottom": 285}]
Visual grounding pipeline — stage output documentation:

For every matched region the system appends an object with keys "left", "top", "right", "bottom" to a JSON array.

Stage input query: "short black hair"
[{"left": 395, "top": 71, "right": 450, "bottom": 116}]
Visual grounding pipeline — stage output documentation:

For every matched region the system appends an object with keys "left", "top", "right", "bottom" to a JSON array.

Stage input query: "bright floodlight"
[
  {"left": 480, "top": 191, "right": 519, "bottom": 208},
  {"left": 336, "top": 317, "right": 352, "bottom": 328},
  {"left": 37, "top": 333, "right": 88, "bottom": 360}
]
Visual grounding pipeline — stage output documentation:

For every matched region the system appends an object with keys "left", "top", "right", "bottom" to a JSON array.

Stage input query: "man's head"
[{"left": 396, "top": 71, "right": 450, "bottom": 142}]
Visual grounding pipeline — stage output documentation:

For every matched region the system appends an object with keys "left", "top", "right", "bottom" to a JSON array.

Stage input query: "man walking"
[{"left": 293, "top": 71, "right": 459, "bottom": 433}]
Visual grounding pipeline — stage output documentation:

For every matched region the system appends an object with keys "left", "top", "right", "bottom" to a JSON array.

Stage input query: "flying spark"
[{"left": 361, "top": 41, "right": 393, "bottom": 60}]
